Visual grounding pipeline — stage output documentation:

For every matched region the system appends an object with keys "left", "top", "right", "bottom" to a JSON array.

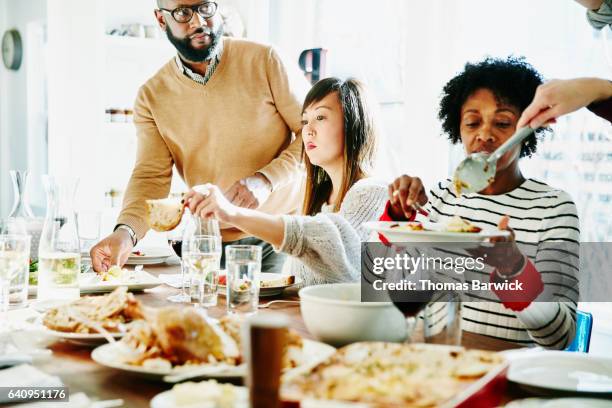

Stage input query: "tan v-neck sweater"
[{"left": 117, "top": 38, "right": 307, "bottom": 241}]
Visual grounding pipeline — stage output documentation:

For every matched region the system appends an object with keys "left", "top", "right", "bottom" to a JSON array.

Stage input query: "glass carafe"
[
  {"left": 9, "top": 170, "right": 34, "bottom": 218},
  {"left": 8, "top": 170, "right": 44, "bottom": 261},
  {"left": 37, "top": 175, "right": 81, "bottom": 301}
]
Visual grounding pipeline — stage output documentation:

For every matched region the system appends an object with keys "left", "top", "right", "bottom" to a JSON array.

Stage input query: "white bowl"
[{"left": 299, "top": 283, "right": 408, "bottom": 347}]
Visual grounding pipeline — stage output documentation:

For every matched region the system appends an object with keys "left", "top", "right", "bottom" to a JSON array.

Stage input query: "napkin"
[
  {"left": 0, "top": 364, "right": 63, "bottom": 405},
  {"left": 0, "top": 343, "right": 33, "bottom": 368},
  {"left": 9, "top": 392, "right": 93, "bottom": 408},
  {"left": 158, "top": 273, "right": 190, "bottom": 289}
]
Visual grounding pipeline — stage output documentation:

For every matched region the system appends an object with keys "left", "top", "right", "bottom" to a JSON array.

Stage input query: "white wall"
[{"left": 0, "top": 0, "right": 47, "bottom": 218}]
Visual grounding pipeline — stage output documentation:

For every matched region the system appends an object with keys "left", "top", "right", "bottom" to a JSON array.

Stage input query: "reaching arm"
[
  {"left": 575, "top": 0, "right": 604, "bottom": 10},
  {"left": 116, "top": 86, "right": 174, "bottom": 240}
]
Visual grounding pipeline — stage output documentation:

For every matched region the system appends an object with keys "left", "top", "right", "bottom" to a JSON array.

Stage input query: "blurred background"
[{"left": 0, "top": 0, "right": 610, "bottom": 335}]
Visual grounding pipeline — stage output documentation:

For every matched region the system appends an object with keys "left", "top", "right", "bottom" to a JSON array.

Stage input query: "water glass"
[
  {"left": 423, "top": 291, "right": 462, "bottom": 345},
  {"left": 226, "top": 245, "right": 261, "bottom": 315},
  {"left": 0, "top": 235, "right": 30, "bottom": 312},
  {"left": 76, "top": 211, "right": 101, "bottom": 254},
  {"left": 185, "top": 235, "right": 222, "bottom": 307}
]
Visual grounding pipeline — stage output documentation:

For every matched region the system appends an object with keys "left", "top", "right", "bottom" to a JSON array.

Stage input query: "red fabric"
[
  {"left": 378, "top": 201, "right": 417, "bottom": 245},
  {"left": 379, "top": 200, "right": 417, "bottom": 222},
  {"left": 491, "top": 258, "right": 543, "bottom": 311}
]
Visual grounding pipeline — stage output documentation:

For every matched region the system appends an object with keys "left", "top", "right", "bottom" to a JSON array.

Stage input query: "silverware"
[
  {"left": 258, "top": 300, "right": 300, "bottom": 309},
  {"left": 453, "top": 126, "right": 533, "bottom": 195},
  {"left": 129, "top": 264, "right": 143, "bottom": 281},
  {"left": 163, "top": 364, "right": 239, "bottom": 383}
]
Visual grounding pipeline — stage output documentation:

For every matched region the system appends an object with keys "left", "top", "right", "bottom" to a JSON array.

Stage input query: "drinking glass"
[
  {"left": 76, "top": 211, "right": 100, "bottom": 254},
  {"left": 226, "top": 245, "right": 261, "bottom": 315},
  {"left": 166, "top": 209, "right": 221, "bottom": 303},
  {"left": 423, "top": 291, "right": 462, "bottom": 345},
  {"left": 185, "top": 235, "right": 222, "bottom": 307},
  {"left": 0, "top": 235, "right": 30, "bottom": 312}
]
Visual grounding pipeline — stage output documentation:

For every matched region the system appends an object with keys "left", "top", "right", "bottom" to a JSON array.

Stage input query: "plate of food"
[
  {"left": 30, "top": 287, "right": 144, "bottom": 346},
  {"left": 91, "top": 306, "right": 335, "bottom": 381},
  {"left": 365, "top": 216, "right": 511, "bottom": 243},
  {"left": 507, "top": 351, "right": 612, "bottom": 396},
  {"left": 281, "top": 342, "right": 508, "bottom": 408},
  {"left": 125, "top": 248, "right": 173, "bottom": 266},
  {"left": 28, "top": 266, "right": 161, "bottom": 295},
  {"left": 151, "top": 380, "right": 248, "bottom": 408},
  {"left": 218, "top": 273, "right": 302, "bottom": 297}
]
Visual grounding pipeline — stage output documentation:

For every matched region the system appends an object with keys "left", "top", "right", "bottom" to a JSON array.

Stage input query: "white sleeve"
[
  {"left": 516, "top": 191, "right": 580, "bottom": 350},
  {"left": 278, "top": 181, "right": 388, "bottom": 285}
]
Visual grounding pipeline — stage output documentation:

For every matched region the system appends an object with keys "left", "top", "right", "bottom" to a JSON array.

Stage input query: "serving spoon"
[{"left": 453, "top": 127, "right": 534, "bottom": 195}]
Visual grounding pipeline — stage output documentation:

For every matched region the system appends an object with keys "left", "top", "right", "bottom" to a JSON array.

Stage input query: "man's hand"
[
  {"left": 517, "top": 78, "right": 612, "bottom": 129},
  {"left": 90, "top": 229, "right": 134, "bottom": 273},
  {"left": 224, "top": 173, "right": 272, "bottom": 209},
  {"left": 387, "top": 175, "right": 428, "bottom": 220}
]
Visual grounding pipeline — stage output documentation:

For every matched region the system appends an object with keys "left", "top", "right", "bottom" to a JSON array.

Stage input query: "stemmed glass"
[
  {"left": 166, "top": 209, "right": 220, "bottom": 303},
  {"left": 388, "top": 288, "right": 433, "bottom": 342}
]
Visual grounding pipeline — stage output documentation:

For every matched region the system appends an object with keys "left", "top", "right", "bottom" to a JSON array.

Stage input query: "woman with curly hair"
[{"left": 382, "top": 56, "right": 580, "bottom": 349}]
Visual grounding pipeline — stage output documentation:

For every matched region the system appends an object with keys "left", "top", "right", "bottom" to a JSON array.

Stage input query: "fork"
[
  {"left": 258, "top": 300, "right": 300, "bottom": 309},
  {"left": 129, "top": 264, "right": 143, "bottom": 281}
]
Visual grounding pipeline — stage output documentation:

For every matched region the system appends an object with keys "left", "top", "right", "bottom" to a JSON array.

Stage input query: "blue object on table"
[{"left": 565, "top": 311, "right": 593, "bottom": 353}]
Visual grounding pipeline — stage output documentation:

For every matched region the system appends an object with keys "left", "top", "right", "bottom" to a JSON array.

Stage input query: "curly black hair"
[{"left": 438, "top": 56, "right": 549, "bottom": 158}]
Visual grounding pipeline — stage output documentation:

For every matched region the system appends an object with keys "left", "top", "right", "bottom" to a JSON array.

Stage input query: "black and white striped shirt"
[{"left": 424, "top": 178, "right": 580, "bottom": 349}]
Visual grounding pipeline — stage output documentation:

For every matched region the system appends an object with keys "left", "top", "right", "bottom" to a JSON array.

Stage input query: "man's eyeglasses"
[{"left": 158, "top": 2, "right": 218, "bottom": 24}]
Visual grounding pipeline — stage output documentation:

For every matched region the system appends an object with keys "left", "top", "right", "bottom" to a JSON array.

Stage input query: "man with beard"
[{"left": 90, "top": 0, "right": 308, "bottom": 274}]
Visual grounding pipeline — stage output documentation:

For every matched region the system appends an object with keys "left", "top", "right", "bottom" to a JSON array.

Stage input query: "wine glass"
[
  {"left": 388, "top": 288, "right": 433, "bottom": 342},
  {"left": 166, "top": 213, "right": 189, "bottom": 303},
  {"left": 166, "top": 209, "right": 220, "bottom": 303}
]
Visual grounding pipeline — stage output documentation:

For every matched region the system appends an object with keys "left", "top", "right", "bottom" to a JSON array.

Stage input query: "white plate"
[
  {"left": 28, "top": 270, "right": 161, "bottom": 295},
  {"left": 125, "top": 247, "right": 173, "bottom": 265},
  {"left": 508, "top": 351, "right": 612, "bottom": 395},
  {"left": 219, "top": 273, "right": 303, "bottom": 297},
  {"left": 506, "top": 398, "right": 612, "bottom": 408},
  {"left": 26, "top": 315, "right": 127, "bottom": 346},
  {"left": 364, "top": 221, "right": 511, "bottom": 243},
  {"left": 92, "top": 339, "right": 335, "bottom": 382},
  {"left": 151, "top": 384, "right": 248, "bottom": 408}
]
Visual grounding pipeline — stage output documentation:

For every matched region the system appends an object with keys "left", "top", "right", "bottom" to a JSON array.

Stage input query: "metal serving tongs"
[{"left": 453, "top": 126, "right": 534, "bottom": 195}]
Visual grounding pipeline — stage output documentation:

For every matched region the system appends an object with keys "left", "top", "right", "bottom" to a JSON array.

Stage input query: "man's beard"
[{"left": 166, "top": 23, "right": 224, "bottom": 63}]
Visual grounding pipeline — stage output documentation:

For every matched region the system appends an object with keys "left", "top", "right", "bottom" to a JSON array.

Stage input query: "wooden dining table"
[{"left": 28, "top": 264, "right": 536, "bottom": 407}]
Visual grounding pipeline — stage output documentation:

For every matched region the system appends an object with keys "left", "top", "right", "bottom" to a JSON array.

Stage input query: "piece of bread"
[{"left": 146, "top": 197, "right": 184, "bottom": 232}]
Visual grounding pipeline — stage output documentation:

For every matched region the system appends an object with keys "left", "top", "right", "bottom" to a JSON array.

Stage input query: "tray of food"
[{"left": 281, "top": 342, "right": 508, "bottom": 408}]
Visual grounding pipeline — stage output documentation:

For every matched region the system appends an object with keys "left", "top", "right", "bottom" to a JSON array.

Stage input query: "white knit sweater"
[{"left": 278, "top": 178, "right": 388, "bottom": 286}]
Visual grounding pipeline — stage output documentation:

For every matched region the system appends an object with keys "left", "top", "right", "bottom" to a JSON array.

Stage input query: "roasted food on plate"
[
  {"left": 119, "top": 309, "right": 305, "bottom": 371},
  {"left": 42, "top": 287, "right": 144, "bottom": 333}
]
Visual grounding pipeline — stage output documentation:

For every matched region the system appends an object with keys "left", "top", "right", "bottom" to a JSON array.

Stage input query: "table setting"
[{"left": 0, "top": 183, "right": 611, "bottom": 407}]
